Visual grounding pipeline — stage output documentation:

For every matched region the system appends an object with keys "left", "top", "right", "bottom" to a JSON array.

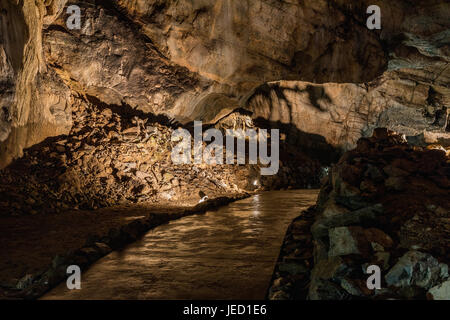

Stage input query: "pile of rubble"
[
  {"left": 269, "top": 128, "right": 450, "bottom": 300},
  {"left": 0, "top": 96, "right": 320, "bottom": 216}
]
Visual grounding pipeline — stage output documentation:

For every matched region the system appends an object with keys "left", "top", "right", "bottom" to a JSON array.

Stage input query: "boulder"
[
  {"left": 427, "top": 280, "right": 450, "bottom": 300},
  {"left": 16, "top": 274, "right": 33, "bottom": 290},
  {"left": 385, "top": 251, "right": 448, "bottom": 290},
  {"left": 364, "top": 228, "right": 394, "bottom": 249},
  {"left": 308, "top": 279, "right": 350, "bottom": 300},
  {"left": 311, "top": 204, "right": 383, "bottom": 238},
  {"left": 385, "top": 176, "right": 406, "bottom": 191},
  {"left": 328, "top": 226, "right": 369, "bottom": 257}
]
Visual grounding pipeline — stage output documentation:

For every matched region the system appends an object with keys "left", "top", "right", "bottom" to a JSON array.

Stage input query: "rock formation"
[
  {"left": 269, "top": 128, "right": 450, "bottom": 300},
  {"left": 0, "top": 0, "right": 449, "bottom": 301},
  {"left": 0, "top": 0, "right": 73, "bottom": 166},
  {"left": 0, "top": 93, "right": 320, "bottom": 216},
  {"left": 1, "top": 0, "right": 448, "bottom": 168}
]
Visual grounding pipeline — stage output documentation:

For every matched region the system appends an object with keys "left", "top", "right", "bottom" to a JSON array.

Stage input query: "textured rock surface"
[
  {"left": 43, "top": 5, "right": 201, "bottom": 116},
  {"left": 246, "top": 66, "right": 450, "bottom": 154},
  {"left": 385, "top": 251, "right": 447, "bottom": 290},
  {"left": 116, "top": 0, "right": 387, "bottom": 85},
  {"left": 243, "top": 0, "right": 450, "bottom": 154},
  {"left": 0, "top": 95, "right": 320, "bottom": 216},
  {"left": 427, "top": 280, "right": 450, "bottom": 300},
  {"left": 0, "top": 0, "right": 72, "bottom": 167},
  {"left": 2, "top": 0, "right": 449, "bottom": 167},
  {"left": 269, "top": 128, "right": 450, "bottom": 300},
  {"left": 0, "top": 0, "right": 449, "bottom": 301}
]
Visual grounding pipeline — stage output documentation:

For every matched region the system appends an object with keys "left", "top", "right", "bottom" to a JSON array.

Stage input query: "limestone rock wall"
[
  {"left": 245, "top": 1, "right": 450, "bottom": 153},
  {"left": 43, "top": 4, "right": 202, "bottom": 116},
  {"left": 115, "top": 0, "right": 387, "bottom": 86},
  {"left": 0, "top": 0, "right": 72, "bottom": 167},
  {"left": 246, "top": 67, "right": 450, "bottom": 155},
  {"left": 0, "top": 0, "right": 449, "bottom": 167},
  {"left": 268, "top": 129, "right": 450, "bottom": 300}
]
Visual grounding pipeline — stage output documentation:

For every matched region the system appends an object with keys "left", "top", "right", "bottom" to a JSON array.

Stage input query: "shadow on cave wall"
[
  {"left": 253, "top": 117, "right": 342, "bottom": 166},
  {"left": 250, "top": 82, "right": 333, "bottom": 113},
  {"left": 0, "top": 94, "right": 185, "bottom": 215},
  {"left": 246, "top": 82, "right": 342, "bottom": 165}
]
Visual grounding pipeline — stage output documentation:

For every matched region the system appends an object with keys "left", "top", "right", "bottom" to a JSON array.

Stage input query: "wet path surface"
[{"left": 43, "top": 190, "right": 318, "bottom": 300}]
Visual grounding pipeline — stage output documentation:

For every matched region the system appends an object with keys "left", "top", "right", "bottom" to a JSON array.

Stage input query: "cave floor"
[
  {"left": 43, "top": 190, "right": 319, "bottom": 300},
  {"left": 0, "top": 195, "right": 236, "bottom": 293}
]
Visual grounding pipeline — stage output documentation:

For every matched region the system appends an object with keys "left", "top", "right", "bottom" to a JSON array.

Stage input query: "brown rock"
[
  {"left": 385, "top": 176, "right": 406, "bottom": 191},
  {"left": 391, "top": 158, "right": 418, "bottom": 173},
  {"left": 356, "top": 138, "right": 373, "bottom": 154},
  {"left": 122, "top": 127, "right": 139, "bottom": 135},
  {"left": 360, "top": 180, "right": 377, "bottom": 194},
  {"left": 383, "top": 165, "right": 409, "bottom": 177},
  {"left": 101, "top": 108, "right": 113, "bottom": 118},
  {"left": 328, "top": 226, "right": 370, "bottom": 257},
  {"left": 364, "top": 228, "right": 394, "bottom": 249}
]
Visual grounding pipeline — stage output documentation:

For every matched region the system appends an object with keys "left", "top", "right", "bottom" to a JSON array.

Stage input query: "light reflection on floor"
[{"left": 43, "top": 189, "right": 318, "bottom": 300}]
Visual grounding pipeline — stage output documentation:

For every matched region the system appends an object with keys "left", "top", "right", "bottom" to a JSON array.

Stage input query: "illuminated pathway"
[{"left": 43, "top": 190, "right": 318, "bottom": 300}]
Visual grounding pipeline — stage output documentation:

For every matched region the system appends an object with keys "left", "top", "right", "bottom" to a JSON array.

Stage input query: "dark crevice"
[{"left": 44, "top": 24, "right": 73, "bottom": 36}]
